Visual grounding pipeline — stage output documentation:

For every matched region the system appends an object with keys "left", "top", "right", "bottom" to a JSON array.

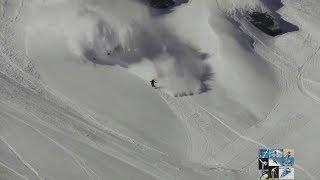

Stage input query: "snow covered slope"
[{"left": 1, "top": 0, "right": 320, "bottom": 179}]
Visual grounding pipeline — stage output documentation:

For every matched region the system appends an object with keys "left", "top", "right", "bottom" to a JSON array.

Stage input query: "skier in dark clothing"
[{"left": 150, "top": 79, "right": 157, "bottom": 88}]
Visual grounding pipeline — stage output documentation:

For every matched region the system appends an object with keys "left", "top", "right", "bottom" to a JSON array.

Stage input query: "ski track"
[
  {"left": 0, "top": 0, "right": 320, "bottom": 179},
  {"left": 157, "top": 90, "right": 194, "bottom": 163},
  {"left": 0, "top": 104, "right": 102, "bottom": 180},
  {"left": 158, "top": 89, "right": 239, "bottom": 171},
  {"left": 233, "top": 5, "right": 319, "bottom": 180},
  {"left": 297, "top": 45, "right": 320, "bottom": 104},
  {"left": 158, "top": 89, "right": 242, "bottom": 174},
  {"left": 233, "top": 2, "right": 320, "bottom": 109},
  {"left": 238, "top": 18, "right": 298, "bottom": 71},
  {"left": 153, "top": 2, "right": 319, "bottom": 179},
  {"left": 0, "top": 48, "right": 186, "bottom": 179},
  {"left": 0, "top": 38, "right": 183, "bottom": 179},
  {"left": 0, "top": 161, "right": 30, "bottom": 180},
  {"left": 4, "top": 98, "right": 181, "bottom": 180},
  {"left": 0, "top": 136, "right": 43, "bottom": 180},
  {"left": 0, "top": 91, "right": 176, "bottom": 180},
  {"left": 159, "top": 90, "right": 316, "bottom": 180}
]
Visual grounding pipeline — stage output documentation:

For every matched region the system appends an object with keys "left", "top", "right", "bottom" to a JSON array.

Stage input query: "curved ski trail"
[
  {"left": 157, "top": 89, "right": 239, "bottom": 170},
  {"left": 157, "top": 89, "right": 316, "bottom": 180}
]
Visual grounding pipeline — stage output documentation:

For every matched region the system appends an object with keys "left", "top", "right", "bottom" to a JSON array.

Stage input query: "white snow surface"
[{"left": 1, "top": 0, "right": 320, "bottom": 179}]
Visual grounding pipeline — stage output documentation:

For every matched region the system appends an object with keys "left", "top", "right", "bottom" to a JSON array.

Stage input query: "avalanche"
[{"left": 1, "top": 0, "right": 320, "bottom": 179}]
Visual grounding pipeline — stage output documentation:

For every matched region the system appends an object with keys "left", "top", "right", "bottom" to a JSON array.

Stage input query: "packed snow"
[{"left": 0, "top": 0, "right": 320, "bottom": 179}]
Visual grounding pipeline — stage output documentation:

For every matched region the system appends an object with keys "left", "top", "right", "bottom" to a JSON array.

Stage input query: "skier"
[
  {"left": 270, "top": 167, "right": 278, "bottom": 178},
  {"left": 259, "top": 159, "right": 268, "bottom": 169},
  {"left": 280, "top": 168, "right": 291, "bottom": 178},
  {"left": 150, "top": 79, "right": 157, "bottom": 88}
]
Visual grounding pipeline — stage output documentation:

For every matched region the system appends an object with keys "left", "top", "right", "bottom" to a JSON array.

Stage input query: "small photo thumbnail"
[
  {"left": 279, "top": 167, "right": 294, "bottom": 179},
  {"left": 268, "top": 166, "right": 279, "bottom": 179},
  {"left": 259, "top": 169, "right": 270, "bottom": 179},
  {"left": 259, "top": 149, "right": 270, "bottom": 158},
  {"left": 259, "top": 158, "right": 269, "bottom": 170},
  {"left": 269, "top": 149, "right": 283, "bottom": 166},
  {"left": 283, "top": 149, "right": 294, "bottom": 166}
]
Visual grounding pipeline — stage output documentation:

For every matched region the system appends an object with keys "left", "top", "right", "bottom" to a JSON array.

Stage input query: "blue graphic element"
[
  {"left": 283, "top": 156, "right": 294, "bottom": 166},
  {"left": 269, "top": 149, "right": 283, "bottom": 166},
  {"left": 259, "top": 149, "right": 269, "bottom": 158},
  {"left": 283, "top": 150, "right": 294, "bottom": 166},
  {"left": 280, "top": 167, "right": 291, "bottom": 178},
  {"left": 258, "top": 148, "right": 294, "bottom": 179}
]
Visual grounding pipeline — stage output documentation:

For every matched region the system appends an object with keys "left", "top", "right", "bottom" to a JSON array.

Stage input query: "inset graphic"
[
  {"left": 269, "top": 149, "right": 283, "bottom": 166},
  {"left": 283, "top": 149, "right": 294, "bottom": 166},
  {"left": 258, "top": 148, "right": 294, "bottom": 179},
  {"left": 259, "top": 158, "right": 269, "bottom": 170},
  {"left": 279, "top": 167, "right": 294, "bottom": 179},
  {"left": 259, "top": 169, "right": 270, "bottom": 179},
  {"left": 259, "top": 149, "right": 270, "bottom": 158},
  {"left": 269, "top": 166, "right": 279, "bottom": 179}
]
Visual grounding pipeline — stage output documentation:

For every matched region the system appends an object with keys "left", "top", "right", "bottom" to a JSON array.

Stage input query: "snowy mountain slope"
[{"left": 1, "top": 0, "right": 320, "bottom": 179}]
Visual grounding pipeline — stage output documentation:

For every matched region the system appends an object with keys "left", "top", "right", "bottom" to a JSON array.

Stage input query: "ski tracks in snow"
[
  {"left": 158, "top": 89, "right": 241, "bottom": 171},
  {"left": 0, "top": 103, "right": 102, "bottom": 180},
  {"left": 237, "top": 10, "right": 320, "bottom": 108},
  {"left": 0, "top": 136, "right": 43, "bottom": 180},
  {"left": 297, "top": 45, "right": 320, "bottom": 104},
  {"left": 157, "top": 89, "right": 316, "bottom": 180},
  {"left": 158, "top": 90, "right": 214, "bottom": 165}
]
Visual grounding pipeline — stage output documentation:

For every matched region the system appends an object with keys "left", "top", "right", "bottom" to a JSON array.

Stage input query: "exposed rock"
[
  {"left": 148, "top": 0, "right": 175, "bottom": 9},
  {"left": 248, "top": 12, "right": 282, "bottom": 36}
]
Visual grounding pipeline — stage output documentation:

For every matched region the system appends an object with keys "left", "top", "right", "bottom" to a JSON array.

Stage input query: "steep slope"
[{"left": 1, "top": 0, "right": 320, "bottom": 179}]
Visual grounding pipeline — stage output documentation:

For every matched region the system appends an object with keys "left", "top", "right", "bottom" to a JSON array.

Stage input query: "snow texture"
[{"left": 1, "top": 0, "right": 320, "bottom": 179}]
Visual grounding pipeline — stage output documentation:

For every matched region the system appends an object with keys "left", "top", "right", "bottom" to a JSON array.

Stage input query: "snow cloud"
[{"left": 25, "top": 0, "right": 213, "bottom": 96}]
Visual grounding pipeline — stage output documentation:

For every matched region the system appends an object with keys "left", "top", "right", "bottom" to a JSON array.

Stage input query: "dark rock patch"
[
  {"left": 248, "top": 0, "right": 299, "bottom": 36},
  {"left": 137, "top": 0, "right": 189, "bottom": 16},
  {"left": 261, "top": 0, "right": 283, "bottom": 12},
  {"left": 148, "top": 0, "right": 176, "bottom": 9},
  {"left": 248, "top": 12, "right": 282, "bottom": 36}
]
